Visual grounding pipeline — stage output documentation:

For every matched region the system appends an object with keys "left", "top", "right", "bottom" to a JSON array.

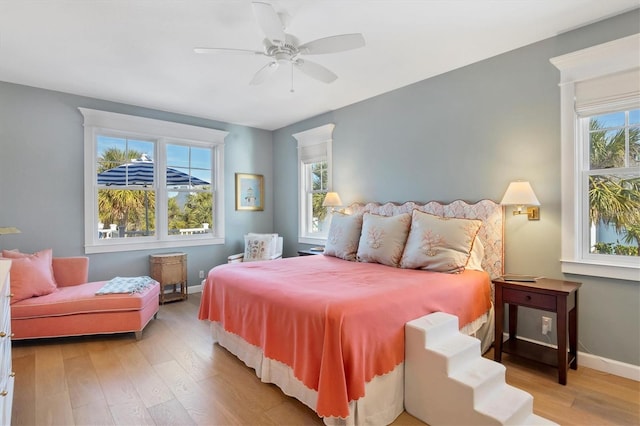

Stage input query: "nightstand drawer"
[{"left": 503, "top": 288, "right": 555, "bottom": 310}]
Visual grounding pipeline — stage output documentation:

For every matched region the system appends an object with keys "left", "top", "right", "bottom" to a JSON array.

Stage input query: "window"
[
  {"left": 293, "top": 124, "right": 335, "bottom": 244},
  {"left": 581, "top": 110, "right": 639, "bottom": 258},
  {"left": 80, "top": 108, "right": 228, "bottom": 253},
  {"left": 551, "top": 34, "right": 640, "bottom": 281}
]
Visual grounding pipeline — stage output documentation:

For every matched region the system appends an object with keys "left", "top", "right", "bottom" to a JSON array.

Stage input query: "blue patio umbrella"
[
  {"left": 97, "top": 158, "right": 209, "bottom": 234},
  {"left": 97, "top": 158, "right": 209, "bottom": 187}
]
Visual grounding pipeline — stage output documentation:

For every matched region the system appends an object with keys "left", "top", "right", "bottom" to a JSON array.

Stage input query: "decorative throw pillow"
[
  {"left": 324, "top": 213, "right": 363, "bottom": 261},
  {"left": 400, "top": 210, "right": 482, "bottom": 273},
  {"left": 466, "top": 236, "right": 485, "bottom": 272},
  {"left": 356, "top": 212, "right": 411, "bottom": 267},
  {"left": 243, "top": 234, "right": 275, "bottom": 262},
  {"left": 246, "top": 233, "right": 279, "bottom": 258},
  {"left": 2, "top": 249, "right": 58, "bottom": 304}
]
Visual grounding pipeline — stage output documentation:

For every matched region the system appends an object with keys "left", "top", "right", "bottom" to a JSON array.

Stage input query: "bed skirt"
[{"left": 209, "top": 304, "right": 493, "bottom": 426}]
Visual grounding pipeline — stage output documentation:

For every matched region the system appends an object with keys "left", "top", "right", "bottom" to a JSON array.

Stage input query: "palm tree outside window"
[{"left": 586, "top": 108, "right": 640, "bottom": 256}]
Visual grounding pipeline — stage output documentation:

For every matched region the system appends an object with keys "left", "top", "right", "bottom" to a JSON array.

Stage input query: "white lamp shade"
[
  {"left": 500, "top": 181, "right": 540, "bottom": 206},
  {"left": 322, "top": 192, "right": 343, "bottom": 207}
]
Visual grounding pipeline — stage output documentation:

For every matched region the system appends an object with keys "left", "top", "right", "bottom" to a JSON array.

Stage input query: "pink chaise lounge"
[{"left": 10, "top": 256, "right": 160, "bottom": 340}]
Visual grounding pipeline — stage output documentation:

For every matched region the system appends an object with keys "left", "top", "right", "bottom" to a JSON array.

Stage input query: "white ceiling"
[{"left": 0, "top": 1, "right": 638, "bottom": 131}]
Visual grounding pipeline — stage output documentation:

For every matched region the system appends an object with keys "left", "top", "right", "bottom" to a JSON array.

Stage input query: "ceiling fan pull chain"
[{"left": 290, "top": 62, "right": 295, "bottom": 93}]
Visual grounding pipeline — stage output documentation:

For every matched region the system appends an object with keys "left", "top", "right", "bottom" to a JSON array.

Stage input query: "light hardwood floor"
[{"left": 11, "top": 293, "right": 640, "bottom": 425}]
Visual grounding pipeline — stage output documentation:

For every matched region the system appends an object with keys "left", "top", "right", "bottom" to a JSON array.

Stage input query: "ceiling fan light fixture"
[
  {"left": 195, "top": 2, "right": 365, "bottom": 87},
  {"left": 274, "top": 52, "right": 293, "bottom": 63}
]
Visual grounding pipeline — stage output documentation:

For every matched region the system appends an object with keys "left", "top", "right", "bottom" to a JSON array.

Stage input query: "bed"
[{"left": 199, "top": 200, "right": 503, "bottom": 425}]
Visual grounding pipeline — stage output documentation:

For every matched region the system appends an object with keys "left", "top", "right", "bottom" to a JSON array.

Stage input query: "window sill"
[
  {"left": 85, "top": 237, "right": 224, "bottom": 254},
  {"left": 561, "top": 259, "right": 640, "bottom": 282}
]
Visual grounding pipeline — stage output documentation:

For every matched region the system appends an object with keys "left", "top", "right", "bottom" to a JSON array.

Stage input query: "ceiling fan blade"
[
  {"left": 252, "top": 1, "right": 285, "bottom": 44},
  {"left": 250, "top": 61, "right": 279, "bottom": 85},
  {"left": 299, "top": 33, "right": 365, "bottom": 55},
  {"left": 194, "top": 47, "right": 263, "bottom": 56},
  {"left": 295, "top": 59, "right": 337, "bottom": 83}
]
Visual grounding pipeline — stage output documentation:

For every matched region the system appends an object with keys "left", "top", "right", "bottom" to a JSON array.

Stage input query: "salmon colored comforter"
[{"left": 198, "top": 255, "right": 491, "bottom": 418}]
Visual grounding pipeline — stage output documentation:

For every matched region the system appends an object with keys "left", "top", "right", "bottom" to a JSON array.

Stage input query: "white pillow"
[
  {"left": 247, "top": 233, "right": 278, "bottom": 258},
  {"left": 400, "top": 210, "right": 482, "bottom": 273},
  {"left": 356, "top": 212, "right": 411, "bottom": 267},
  {"left": 466, "top": 236, "right": 485, "bottom": 271},
  {"left": 244, "top": 234, "right": 275, "bottom": 262},
  {"left": 324, "top": 213, "right": 363, "bottom": 261}
]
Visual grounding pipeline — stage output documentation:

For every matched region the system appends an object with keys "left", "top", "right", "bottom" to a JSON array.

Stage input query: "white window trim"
[
  {"left": 550, "top": 34, "right": 640, "bottom": 281},
  {"left": 293, "top": 123, "right": 335, "bottom": 245},
  {"left": 79, "top": 108, "right": 228, "bottom": 254}
]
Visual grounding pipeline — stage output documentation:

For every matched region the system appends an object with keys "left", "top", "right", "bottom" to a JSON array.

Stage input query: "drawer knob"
[
  {"left": 0, "top": 390, "right": 7, "bottom": 397},
  {"left": 525, "top": 295, "right": 532, "bottom": 301},
  {"left": 9, "top": 372, "right": 15, "bottom": 377},
  {"left": 0, "top": 332, "right": 5, "bottom": 338}
]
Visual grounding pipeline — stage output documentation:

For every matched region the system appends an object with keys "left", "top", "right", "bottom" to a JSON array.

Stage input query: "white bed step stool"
[{"left": 405, "top": 312, "right": 557, "bottom": 426}]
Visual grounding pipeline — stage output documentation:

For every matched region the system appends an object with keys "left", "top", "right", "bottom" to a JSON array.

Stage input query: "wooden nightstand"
[
  {"left": 297, "top": 248, "right": 324, "bottom": 256},
  {"left": 149, "top": 253, "right": 188, "bottom": 304},
  {"left": 493, "top": 277, "right": 581, "bottom": 385}
]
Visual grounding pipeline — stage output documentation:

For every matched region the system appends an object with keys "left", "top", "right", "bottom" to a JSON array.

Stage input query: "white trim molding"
[
  {"left": 80, "top": 108, "right": 229, "bottom": 254},
  {"left": 293, "top": 123, "right": 335, "bottom": 245},
  {"left": 550, "top": 34, "right": 640, "bottom": 281},
  {"left": 506, "top": 334, "right": 640, "bottom": 382}
]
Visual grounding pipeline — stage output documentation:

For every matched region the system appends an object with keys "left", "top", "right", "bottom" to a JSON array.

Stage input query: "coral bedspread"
[{"left": 198, "top": 255, "right": 491, "bottom": 418}]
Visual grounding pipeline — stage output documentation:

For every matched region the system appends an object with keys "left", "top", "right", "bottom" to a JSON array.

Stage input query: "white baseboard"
[
  {"left": 188, "top": 282, "right": 204, "bottom": 294},
  {"left": 503, "top": 334, "right": 639, "bottom": 382},
  {"left": 578, "top": 351, "right": 640, "bottom": 382}
]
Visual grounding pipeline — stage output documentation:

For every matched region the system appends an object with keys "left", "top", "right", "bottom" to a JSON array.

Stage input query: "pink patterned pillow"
[
  {"left": 356, "top": 213, "right": 411, "bottom": 267},
  {"left": 2, "top": 249, "right": 58, "bottom": 303},
  {"left": 400, "top": 210, "right": 482, "bottom": 273},
  {"left": 324, "top": 213, "right": 363, "bottom": 261}
]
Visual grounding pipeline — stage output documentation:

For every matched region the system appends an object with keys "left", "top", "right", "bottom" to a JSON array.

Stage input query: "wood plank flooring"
[{"left": 11, "top": 293, "right": 640, "bottom": 425}]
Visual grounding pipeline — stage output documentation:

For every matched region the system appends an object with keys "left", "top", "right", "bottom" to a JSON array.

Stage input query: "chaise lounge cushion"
[{"left": 11, "top": 280, "right": 158, "bottom": 319}]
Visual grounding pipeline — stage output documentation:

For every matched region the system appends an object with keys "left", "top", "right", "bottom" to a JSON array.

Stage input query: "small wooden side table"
[
  {"left": 493, "top": 277, "right": 581, "bottom": 385},
  {"left": 149, "top": 253, "right": 188, "bottom": 304}
]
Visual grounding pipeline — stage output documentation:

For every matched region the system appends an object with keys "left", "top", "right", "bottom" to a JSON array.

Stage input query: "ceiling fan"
[{"left": 194, "top": 1, "right": 365, "bottom": 87}]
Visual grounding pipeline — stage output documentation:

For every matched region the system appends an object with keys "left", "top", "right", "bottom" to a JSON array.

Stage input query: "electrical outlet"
[
  {"left": 199, "top": 270, "right": 205, "bottom": 279},
  {"left": 542, "top": 316, "right": 552, "bottom": 335}
]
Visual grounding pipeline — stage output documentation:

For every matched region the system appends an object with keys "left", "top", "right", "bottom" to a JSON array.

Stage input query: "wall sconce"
[
  {"left": 500, "top": 181, "right": 540, "bottom": 220},
  {"left": 322, "top": 192, "right": 343, "bottom": 213},
  {"left": 0, "top": 227, "right": 21, "bottom": 236}
]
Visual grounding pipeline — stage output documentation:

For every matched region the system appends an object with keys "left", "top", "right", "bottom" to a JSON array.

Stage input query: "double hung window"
[
  {"left": 293, "top": 124, "right": 335, "bottom": 244},
  {"left": 552, "top": 35, "right": 640, "bottom": 280},
  {"left": 81, "top": 109, "right": 228, "bottom": 253}
]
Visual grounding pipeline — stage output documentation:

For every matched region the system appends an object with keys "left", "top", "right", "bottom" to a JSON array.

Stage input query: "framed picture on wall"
[{"left": 235, "top": 173, "right": 264, "bottom": 211}]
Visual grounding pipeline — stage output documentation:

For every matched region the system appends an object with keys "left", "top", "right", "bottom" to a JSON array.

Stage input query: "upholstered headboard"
[{"left": 345, "top": 200, "right": 504, "bottom": 280}]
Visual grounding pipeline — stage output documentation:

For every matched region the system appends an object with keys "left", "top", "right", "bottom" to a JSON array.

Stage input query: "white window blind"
[
  {"left": 299, "top": 142, "right": 328, "bottom": 164},
  {"left": 575, "top": 67, "right": 640, "bottom": 116}
]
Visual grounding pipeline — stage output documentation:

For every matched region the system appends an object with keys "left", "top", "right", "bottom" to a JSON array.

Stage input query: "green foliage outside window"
[
  {"left": 309, "top": 161, "right": 328, "bottom": 232},
  {"left": 97, "top": 148, "right": 212, "bottom": 237},
  {"left": 588, "top": 111, "right": 640, "bottom": 255}
]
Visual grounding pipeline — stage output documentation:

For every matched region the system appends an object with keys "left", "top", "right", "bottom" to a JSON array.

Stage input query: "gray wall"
[
  {"left": 273, "top": 10, "right": 640, "bottom": 366},
  {"left": 0, "top": 10, "right": 637, "bottom": 368},
  {"left": 0, "top": 82, "right": 274, "bottom": 287}
]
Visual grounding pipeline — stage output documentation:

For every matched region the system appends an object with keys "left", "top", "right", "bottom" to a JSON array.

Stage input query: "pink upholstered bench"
[{"left": 10, "top": 256, "right": 160, "bottom": 340}]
